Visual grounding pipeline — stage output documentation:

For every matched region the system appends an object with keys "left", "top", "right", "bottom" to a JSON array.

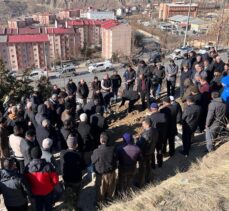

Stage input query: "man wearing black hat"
[
  {"left": 181, "top": 96, "right": 201, "bottom": 156},
  {"left": 117, "top": 133, "right": 142, "bottom": 192},
  {"left": 149, "top": 103, "right": 167, "bottom": 168},
  {"left": 0, "top": 158, "right": 29, "bottom": 210},
  {"left": 24, "top": 147, "right": 59, "bottom": 211},
  {"left": 160, "top": 97, "right": 178, "bottom": 157}
]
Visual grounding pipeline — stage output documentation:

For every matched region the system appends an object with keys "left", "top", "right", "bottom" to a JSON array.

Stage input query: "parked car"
[
  {"left": 169, "top": 46, "right": 193, "bottom": 60},
  {"left": 56, "top": 66, "right": 77, "bottom": 78},
  {"left": 28, "top": 69, "right": 48, "bottom": 81},
  {"left": 88, "top": 60, "right": 113, "bottom": 73},
  {"left": 148, "top": 51, "right": 162, "bottom": 63}
]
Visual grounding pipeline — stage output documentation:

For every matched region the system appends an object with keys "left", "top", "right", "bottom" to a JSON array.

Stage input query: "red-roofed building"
[
  {"left": 18, "top": 28, "right": 42, "bottom": 35},
  {"left": 47, "top": 28, "right": 81, "bottom": 63},
  {"left": 57, "top": 9, "right": 80, "bottom": 20},
  {"left": 32, "top": 13, "right": 56, "bottom": 26},
  {"left": 102, "top": 23, "right": 131, "bottom": 59}
]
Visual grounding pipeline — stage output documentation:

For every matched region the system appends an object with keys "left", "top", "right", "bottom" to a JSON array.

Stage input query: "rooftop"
[
  {"left": 46, "top": 28, "right": 75, "bottom": 34},
  {"left": 0, "top": 36, "right": 7, "bottom": 43},
  {"left": 8, "top": 34, "right": 49, "bottom": 43},
  {"left": 101, "top": 20, "right": 119, "bottom": 29}
]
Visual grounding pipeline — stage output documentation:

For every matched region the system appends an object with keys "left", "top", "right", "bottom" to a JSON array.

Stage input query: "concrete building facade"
[{"left": 101, "top": 22, "right": 131, "bottom": 59}]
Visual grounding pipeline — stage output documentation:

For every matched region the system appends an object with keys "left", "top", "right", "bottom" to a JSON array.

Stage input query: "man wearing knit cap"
[
  {"left": 117, "top": 133, "right": 142, "bottom": 192},
  {"left": 60, "top": 135, "right": 84, "bottom": 209},
  {"left": 24, "top": 146, "right": 59, "bottom": 211},
  {"left": 149, "top": 103, "right": 167, "bottom": 168}
]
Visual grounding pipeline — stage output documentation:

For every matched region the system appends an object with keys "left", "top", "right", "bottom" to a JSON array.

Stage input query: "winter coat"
[
  {"left": 91, "top": 144, "right": 117, "bottom": 175},
  {"left": 182, "top": 104, "right": 201, "bottom": 132},
  {"left": 78, "top": 83, "right": 89, "bottom": 99},
  {"left": 137, "top": 78, "right": 151, "bottom": 94},
  {"left": 24, "top": 159, "right": 58, "bottom": 196},
  {"left": 165, "top": 64, "right": 178, "bottom": 81},
  {"left": 111, "top": 74, "right": 122, "bottom": 89},
  {"left": 137, "top": 127, "right": 159, "bottom": 157},
  {"left": 117, "top": 144, "right": 142, "bottom": 170},
  {"left": 21, "top": 139, "right": 38, "bottom": 166},
  {"left": 35, "top": 104, "right": 47, "bottom": 126},
  {"left": 9, "top": 134, "right": 24, "bottom": 160},
  {"left": 206, "top": 98, "right": 226, "bottom": 129},
  {"left": 0, "top": 169, "right": 28, "bottom": 207},
  {"left": 60, "top": 149, "right": 84, "bottom": 183},
  {"left": 66, "top": 82, "right": 77, "bottom": 95},
  {"left": 35, "top": 125, "right": 50, "bottom": 147}
]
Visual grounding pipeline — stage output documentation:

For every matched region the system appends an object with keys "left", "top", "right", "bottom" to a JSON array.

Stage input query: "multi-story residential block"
[
  {"left": 159, "top": 2, "right": 198, "bottom": 21},
  {"left": 80, "top": 9, "right": 115, "bottom": 20},
  {"left": 57, "top": 9, "right": 81, "bottom": 20},
  {"left": 47, "top": 27, "right": 81, "bottom": 63},
  {"left": 32, "top": 13, "right": 56, "bottom": 26},
  {"left": 101, "top": 21, "right": 131, "bottom": 59}
]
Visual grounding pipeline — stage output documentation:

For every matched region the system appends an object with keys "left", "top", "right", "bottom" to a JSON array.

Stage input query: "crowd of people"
[{"left": 0, "top": 47, "right": 229, "bottom": 210}]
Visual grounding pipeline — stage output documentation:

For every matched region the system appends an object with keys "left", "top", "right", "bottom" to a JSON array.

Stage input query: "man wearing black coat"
[
  {"left": 66, "top": 79, "right": 77, "bottom": 95},
  {"left": 149, "top": 103, "right": 167, "bottom": 168},
  {"left": 21, "top": 130, "right": 38, "bottom": 166},
  {"left": 137, "top": 73, "right": 151, "bottom": 110},
  {"left": 0, "top": 158, "right": 29, "bottom": 210},
  {"left": 91, "top": 133, "right": 117, "bottom": 202},
  {"left": 123, "top": 66, "right": 136, "bottom": 90},
  {"left": 110, "top": 70, "right": 122, "bottom": 103},
  {"left": 77, "top": 79, "right": 89, "bottom": 105},
  {"left": 35, "top": 119, "right": 51, "bottom": 147},
  {"left": 137, "top": 118, "right": 158, "bottom": 187},
  {"left": 181, "top": 96, "right": 201, "bottom": 156},
  {"left": 160, "top": 97, "right": 178, "bottom": 157}
]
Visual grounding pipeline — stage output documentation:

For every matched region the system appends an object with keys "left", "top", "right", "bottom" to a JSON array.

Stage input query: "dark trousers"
[
  {"left": 138, "top": 155, "right": 152, "bottom": 187},
  {"left": 120, "top": 97, "right": 139, "bottom": 113},
  {"left": 166, "top": 80, "right": 176, "bottom": 96},
  {"left": 6, "top": 203, "right": 28, "bottom": 211},
  {"left": 152, "top": 135, "right": 164, "bottom": 168},
  {"left": 15, "top": 159, "right": 24, "bottom": 174},
  {"left": 182, "top": 126, "right": 192, "bottom": 155},
  {"left": 163, "top": 134, "right": 175, "bottom": 156},
  {"left": 33, "top": 192, "right": 53, "bottom": 211},
  {"left": 140, "top": 91, "right": 150, "bottom": 109},
  {"left": 112, "top": 88, "right": 119, "bottom": 102}
]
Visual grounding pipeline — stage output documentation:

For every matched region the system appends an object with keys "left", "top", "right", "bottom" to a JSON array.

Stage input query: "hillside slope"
[{"left": 104, "top": 141, "right": 229, "bottom": 211}]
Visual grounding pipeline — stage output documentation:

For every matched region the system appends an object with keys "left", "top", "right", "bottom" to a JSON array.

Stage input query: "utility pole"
[
  {"left": 183, "top": 0, "right": 192, "bottom": 47},
  {"left": 216, "top": 0, "right": 226, "bottom": 51}
]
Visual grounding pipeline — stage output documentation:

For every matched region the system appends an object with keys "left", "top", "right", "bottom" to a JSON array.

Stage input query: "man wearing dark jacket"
[
  {"left": 117, "top": 133, "right": 142, "bottom": 192},
  {"left": 137, "top": 118, "right": 158, "bottom": 187},
  {"left": 35, "top": 119, "right": 51, "bottom": 147},
  {"left": 60, "top": 135, "right": 84, "bottom": 209},
  {"left": 137, "top": 73, "right": 151, "bottom": 110},
  {"left": 123, "top": 66, "right": 136, "bottom": 90},
  {"left": 21, "top": 130, "right": 38, "bottom": 166},
  {"left": 35, "top": 104, "right": 48, "bottom": 126},
  {"left": 91, "top": 133, "right": 117, "bottom": 202},
  {"left": 181, "top": 96, "right": 201, "bottom": 156},
  {"left": 90, "top": 106, "right": 108, "bottom": 147},
  {"left": 119, "top": 89, "right": 140, "bottom": 113},
  {"left": 66, "top": 79, "right": 77, "bottom": 95},
  {"left": 149, "top": 103, "right": 167, "bottom": 168},
  {"left": 0, "top": 158, "right": 29, "bottom": 211},
  {"left": 24, "top": 147, "right": 59, "bottom": 211},
  {"left": 160, "top": 97, "right": 178, "bottom": 157},
  {"left": 77, "top": 79, "right": 89, "bottom": 105},
  {"left": 110, "top": 70, "right": 122, "bottom": 103},
  {"left": 205, "top": 92, "right": 227, "bottom": 152}
]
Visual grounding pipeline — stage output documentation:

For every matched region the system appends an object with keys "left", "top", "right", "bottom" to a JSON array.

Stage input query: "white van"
[
  {"left": 88, "top": 60, "right": 113, "bottom": 73},
  {"left": 28, "top": 69, "right": 48, "bottom": 81},
  {"left": 56, "top": 66, "right": 77, "bottom": 78}
]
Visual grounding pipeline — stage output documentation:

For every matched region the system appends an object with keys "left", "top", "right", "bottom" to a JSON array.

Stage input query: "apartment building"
[
  {"left": 159, "top": 3, "right": 198, "bottom": 21},
  {"left": 47, "top": 28, "right": 81, "bottom": 63},
  {"left": 57, "top": 9, "right": 80, "bottom": 20},
  {"left": 80, "top": 9, "right": 115, "bottom": 20},
  {"left": 67, "top": 19, "right": 102, "bottom": 48},
  {"left": 32, "top": 13, "right": 56, "bottom": 26},
  {"left": 101, "top": 21, "right": 131, "bottom": 59}
]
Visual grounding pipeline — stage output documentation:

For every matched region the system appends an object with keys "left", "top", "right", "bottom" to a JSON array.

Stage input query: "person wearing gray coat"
[
  {"left": 165, "top": 59, "right": 178, "bottom": 96},
  {"left": 205, "top": 92, "right": 227, "bottom": 152}
]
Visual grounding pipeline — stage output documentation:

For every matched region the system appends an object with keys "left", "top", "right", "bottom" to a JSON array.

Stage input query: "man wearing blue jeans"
[{"left": 205, "top": 92, "right": 227, "bottom": 152}]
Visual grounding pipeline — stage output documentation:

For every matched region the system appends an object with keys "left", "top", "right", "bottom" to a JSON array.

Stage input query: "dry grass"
[{"left": 103, "top": 141, "right": 229, "bottom": 211}]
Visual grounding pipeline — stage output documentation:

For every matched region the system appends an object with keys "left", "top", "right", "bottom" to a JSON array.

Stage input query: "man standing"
[
  {"left": 110, "top": 70, "right": 122, "bottom": 103},
  {"left": 24, "top": 147, "right": 59, "bottom": 211},
  {"left": 117, "top": 133, "right": 142, "bottom": 192},
  {"left": 0, "top": 158, "right": 29, "bottom": 210},
  {"left": 205, "top": 92, "right": 226, "bottom": 152},
  {"left": 77, "top": 79, "right": 89, "bottom": 105},
  {"left": 60, "top": 135, "right": 84, "bottom": 209},
  {"left": 181, "top": 96, "right": 201, "bottom": 156},
  {"left": 21, "top": 130, "right": 38, "bottom": 166},
  {"left": 137, "top": 118, "right": 158, "bottom": 187},
  {"left": 91, "top": 133, "right": 117, "bottom": 203},
  {"left": 123, "top": 65, "right": 136, "bottom": 90},
  {"left": 137, "top": 73, "right": 151, "bottom": 110},
  {"left": 165, "top": 59, "right": 178, "bottom": 97},
  {"left": 66, "top": 79, "right": 77, "bottom": 95},
  {"left": 149, "top": 103, "right": 167, "bottom": 168},
  {"left": 101, "top": 74, "right": 113, "bottom": 112}
]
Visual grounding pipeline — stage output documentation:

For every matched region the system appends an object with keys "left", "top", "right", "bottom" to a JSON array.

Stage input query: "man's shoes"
[{"left": 179, "top": 150, "right": 188, "bottom": 157}]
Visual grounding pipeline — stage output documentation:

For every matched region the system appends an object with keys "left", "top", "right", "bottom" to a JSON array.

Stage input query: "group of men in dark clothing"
[{"left": 0, "top": 46, "right": 228, "bottom": 210}]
